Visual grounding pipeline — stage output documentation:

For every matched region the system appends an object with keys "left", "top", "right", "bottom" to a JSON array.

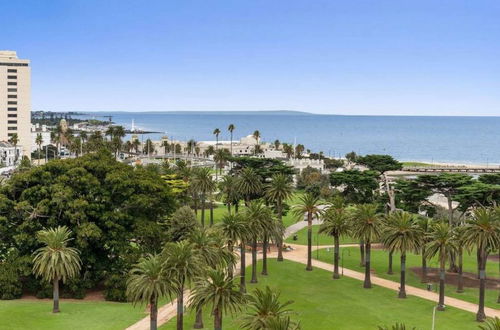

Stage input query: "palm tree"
[
  {"left": 273, "top": 139, "right": 280, "bottom": 150},
  {"left": 218, "top": 175, "right": 241, "bottom": 213},
  {"left": 8, "top": 133, "right": 19, "bottom": 164},
  {"left": 162, "top": 241, "right": 204, "bottom": 330},
  {"left": 351, "top": 204, "right": 384, "bottom": 288},
  {"left": 127, "top": 254, "right": 176, "bottom": 330},
  {"left": 241, "top": 286, "right": 297, "bottom": 330},
  {"left": 237, "top": 167, "right": 263, "bottom": 205},
  {"left": 213, "top": 128, "right": 221, "bottom": 149},
  {"left": 319, "top": 205, "right": 351, "bottom": 279},
  {"left": 214, "top": 148, "right": 231, "bottom": 176},
  {"left": 425, "top": 222, "right": 457, "bottom": 311},
  {"left": 35, "top": 133, "right": 43, "bottom": 165},
  {"left": 453, "top": 226, "right": 467, "bottom": 293},
  {"left": 463, "top": 208, "right": 500, "bottom": 321},
  {"left": 479, "top": 317, "right": 500, "bottom": 330},
  {"left": 381, "top": 211, "right": 422, "bottom": 298},
  {"left": 245, "top": 201, "right": 274, "bottom": 282},
  {"left": 252, "top": 130, "right": 261, "bottom": 155},
  {"left": 189, "top": 228, "right": 232, "bottom": 329},
  {"left": 228, "top": 124, "right": 235, "bottom": 158},
  {"left": 416, "top": 216, "right": 433, "bottom": 283},
  {"left": 192, "top": 168, "right": 215, "bottom": 227},
  {"left": 215, "top": 213, "right": 247, "bottom": 276},
  {"left": 32, "top": 226, "right": 81, "bottom": 313},
  {"left": 265, "top": 173, "right": 294, "bottom": 261},
  {"left": 292, "top": 193, "right": 322, "bottom": 271},
  {"left": 189, "top": 269, "right": 246, "bottom": 330}
]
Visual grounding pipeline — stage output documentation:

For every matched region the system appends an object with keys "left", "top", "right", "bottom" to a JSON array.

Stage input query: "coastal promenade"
[{"left": 402, "top": 166, "right": 500, "bottom": 173}]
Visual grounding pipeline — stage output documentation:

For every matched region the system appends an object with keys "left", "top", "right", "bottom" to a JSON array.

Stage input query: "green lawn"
[
  {"left": 284, "top": 225, "right": 357, "bottom": 246},
  {"left": 401, "top": 161, "right": 434, "bottom": 167},
  {"left": 315, "top": 247, "right": 500, "bottom": 309},
  {"left": 161, "top": 259, "right": 478, "bottom": 330},
  {"left": 0, "top": 299, "right": 148, "bottom": 330}
]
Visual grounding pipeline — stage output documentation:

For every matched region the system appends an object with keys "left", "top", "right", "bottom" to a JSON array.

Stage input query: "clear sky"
[{"left": 2, "top": 0, "right": 499, "bottom": 115}]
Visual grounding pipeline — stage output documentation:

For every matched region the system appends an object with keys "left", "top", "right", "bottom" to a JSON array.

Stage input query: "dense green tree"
[
  {"left": 218, "top": 175, "right": 242, "bottom": 213},
  {"left": 237, "top": 168, "right": 263, "bottom": 205},
  {"left": 455, "top": 182, "right": 500, "bottom": 212},
  {"left": 394, "top": 179, "right": 434, "bottom": 214},
  {"left": 32, "top": 226, "right": 81, "bottom": 313},
  {"left": 230, "top": 157, "right": 295, "bottom": 185},
  {"left": 127, "top": 254, "right": 176, "bottom": 330},
  {"left": 165, "top": 206, "right": 199, "bottom": 242},
  {"left": 330, "top": 170, "right": 379, "bottom": 204}
]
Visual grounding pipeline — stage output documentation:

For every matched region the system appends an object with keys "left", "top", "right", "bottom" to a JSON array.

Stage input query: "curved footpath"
[{"left": 127, "top": 225, "right": 499, "bottom": 330}]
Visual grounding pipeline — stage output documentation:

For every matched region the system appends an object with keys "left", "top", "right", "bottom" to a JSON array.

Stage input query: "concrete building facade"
[{"left": 0, "top": 51, "right": 31, "bottom": 157}]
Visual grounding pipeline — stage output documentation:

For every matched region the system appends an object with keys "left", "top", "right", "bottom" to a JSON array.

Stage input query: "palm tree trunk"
[
  {"left": 359, "top": 240, "right": 365, "bottom": 267},
  {"left": 201, "top": 193, "right": 206, "bottom": 227},
  {"left": 209, "top": 194, "right": 214, "bottom": 226},
  {"left": 251, "top": 238, "right": 258, "bottom": 283},
  {"left": 363, "top": 241, "right": 372, "bottom": 288},
  {"left": 457, "top": 248, "right": 464, "bottom": 293},
  {"left": 228, "top": 241, "right": 234, "bottom": 278},
  {"left": 497, "top": 249, "right": 500, "bottom": 303},
  {"left": 277, "top": 200, "right": 284, "bottom": 262},
  {"left": 52, "top": 277, "right": 60, "bottom": 313},
  {"left": 388, "top": 251, "right": 394, "bottom": 275},
  {"left": 476, "top": 248, "right": 487, "bottom": 321},
  {"left": 214, "top": 307, "right": 222, "bottom": 330},
  {"left": 262, "top": 235, "right": 268, "bottom": 275},
  {"left": 306, "top": 213, "right": 313, "bottom": 271},
  {"left": 177, "top": 283, "right": 184, "bottom": 330},
  {"left": 150, "top": 298, "right": 158, "bottom": 330},
  {"left": 437, "top": 257, "right": 445, "bottom": 311},
  {"left": 193, "top": 307, "right": 203, "bottom": 329},
  {"left": 240, "top": 242, "right": 246, "bottom": 293},
  {"left": 399, "top": 253, "right": 406, "bottom": 298},
  {"left": 421, "top": 246, "right": 428, "bottom": 283},
  {"left": 333, "top": 235, "right": 340, "bottom": 279}
]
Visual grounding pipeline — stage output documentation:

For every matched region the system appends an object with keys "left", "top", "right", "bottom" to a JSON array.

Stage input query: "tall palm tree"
[
  {"left": 351, "top": 204, "right": 384, "bottom": 288},
  {"left": 237, "top": 167, "right": 263, "bottom": 205},
  {"left": 463, "top": 208, "right": 500, "bottom": 321},
  {"left": 381, "top": 211, "right": 422, "bottom": 298},
  {"left": 213, "top": 128, "right": 221, "bottom": 149},
  {"left": 292, "top": 193, "right": 322, "bottom": 271},
  {"left": 127, "top": 254, "right": 176, "bottom": 330},
  {"left": 189, "top": 228, "right": 231, "bottom": 329},
  {"left": 32, "top": 226, "right": 81, "bottom": 313},
  {"left": 252, "top": 130, "right": 261, "bottom": 155},
  {"left": 319, "top": 205, "right": 351, "bottom": 279},
  {"left": 241, "top": 286, "right": 297, "bottom": 330},
  {"left": 162, "top": 241, "right": 204, "bottom": 330},
  {"left": 265, "top": 173, "right": 294, "bottom": 261},
  {"left": 214, "top": 149, "right": 231, "bottom": 176},
  {"left": 425, "top": 222, "right": 457, "bottom": 311},
  {"left": 8, "top": 133, "right": 19, "bottom": 164},
  {"left": 416, "top": 216, "right": 433, "bottom": 283},
  {"left": 215, "top": 213, "right": 247, "bottom": 276},
  {"left": 189, "top": 269, "right": 246, "bottom": 330},
  {"left": 245, "top": 201, "right": 274, "bottom": 282},
  {"left": 218, "top": 175, "right": 241, "bottom": 213},
  {"left": 228, "top": 124, "right": 235, "bottom": 158},
  {"left": 192, "top": 168, "right": 215, "bottom": 227},
  {"left": 452, "top": 225, "right": 467, "bottom": 293},
  {"left": 35, "top": 133, "right": 43, "bottom": 165}
]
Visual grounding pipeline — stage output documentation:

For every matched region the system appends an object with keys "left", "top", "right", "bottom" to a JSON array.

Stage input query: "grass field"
[
  {"left": 401, "top": 161, "right": 434, "bottom": 167},
  {"left": 0, "top": 299, "right": 148, "bottom": 330},
  {"left": 315, "top": 246, "right": 500, "bottom": 309},
  {"left": 284, "top": 225, "right": 357, "bottom": 246},
  {"left": 160, "top": 259, "right": 478, "bottom": 330}
]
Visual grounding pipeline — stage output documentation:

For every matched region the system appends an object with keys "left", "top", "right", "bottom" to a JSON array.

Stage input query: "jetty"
[{"left": 402, "top": 166, "right": 500, "bottom": 173}]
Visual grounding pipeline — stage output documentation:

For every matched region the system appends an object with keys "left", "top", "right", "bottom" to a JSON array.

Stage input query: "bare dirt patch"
[{"left": 410, "top": 267, "right": 499, "bottom": 290}]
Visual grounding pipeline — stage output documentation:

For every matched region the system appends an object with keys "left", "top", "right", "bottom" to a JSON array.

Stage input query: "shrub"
[{"left": 103, "top": 273, "right": 128, "bottom": 302}]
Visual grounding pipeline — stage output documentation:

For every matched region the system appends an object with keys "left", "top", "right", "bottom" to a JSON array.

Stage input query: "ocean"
[{"left": 82, "top": 112, "right": 500, "bottom": 165}]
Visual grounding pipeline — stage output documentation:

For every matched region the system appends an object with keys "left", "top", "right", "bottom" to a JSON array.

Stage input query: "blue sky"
[{"left": 2, "top": 0, "right": 499, "bottom": 115}]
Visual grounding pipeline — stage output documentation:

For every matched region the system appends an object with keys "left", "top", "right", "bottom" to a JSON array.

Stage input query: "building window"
[
  {"left": 7, "top": 69, "right": 17, "bottom": 73},
  {"left": 0, "top": 62, "right": 28, "bottom": 67},
  {"left": 8, "top": 127, "right": 17, "bottom": 130},
  {"left": 8, "top": 108, "right": 17, "bottom": 111},
  {"left": 8, "top": 120, "right": 17, "bottom": 124},
  {"left": 8, "top": 114, "right": 17, "bottom": 118},
  {"left": 8, "top": 101, "right": 17, "bottom": 105},
  {"left": 7, "top": 75, "right": 17, "bottom": 79},
  {"left": 8, "top": 88, "right": 17, "bottom": 92},
  {"left": 7, "top": 82, "right": 17, "bottom": 86},
  {"left": 7, "top": 95, "right": 17, "bottom": 98}
]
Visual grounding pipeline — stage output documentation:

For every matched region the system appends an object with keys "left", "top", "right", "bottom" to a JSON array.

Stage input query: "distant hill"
[{"left": 78, "top": 110, "right": 314, "bottom": 116}]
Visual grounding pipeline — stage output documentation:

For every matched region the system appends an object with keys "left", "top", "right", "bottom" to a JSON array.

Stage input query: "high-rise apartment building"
[{"left": 0, "top": 50, "right": 31, "bottom": 157}]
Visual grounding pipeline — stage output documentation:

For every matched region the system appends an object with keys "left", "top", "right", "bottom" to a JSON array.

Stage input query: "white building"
[
  {"left": 287, "top": 158, "right": 325, "bottom": 173},
  {"left": 0, "top": 141, "right": 23, "bottom": 167},
  {"left": 0, "top": 51, "right": 31, "bottom": 157},
  {"left": 31, "top": 123, "right": 52, "bottom": 152}
]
